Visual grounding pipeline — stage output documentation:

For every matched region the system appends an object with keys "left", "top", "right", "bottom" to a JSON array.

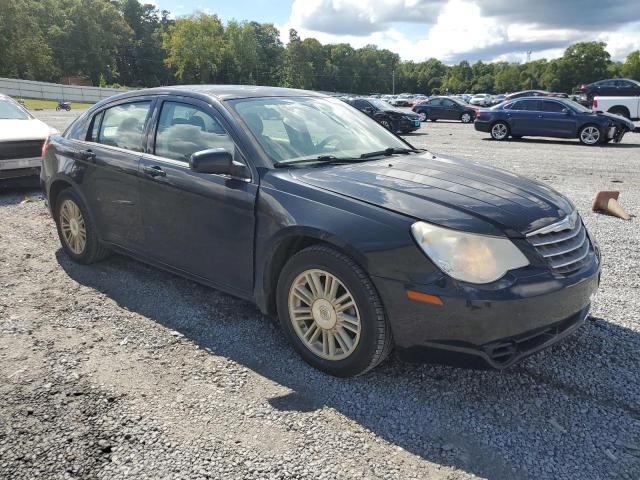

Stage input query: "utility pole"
[{"left": 392, "top": 69, "right": 395, "bottom": 95}]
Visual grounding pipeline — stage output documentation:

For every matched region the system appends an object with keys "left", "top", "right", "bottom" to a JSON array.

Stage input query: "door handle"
[
  {"left": 506, "top": 113, "right": 512, "bottom": 117},
  {"left": 142, "top": 165, "right": 166, "bottom": 177},
  {"left": 537, "top": 114, "right": 543, "bottom": 118},
  {"left": 79, "top": 149, "right": 96, "bottom": 162}
]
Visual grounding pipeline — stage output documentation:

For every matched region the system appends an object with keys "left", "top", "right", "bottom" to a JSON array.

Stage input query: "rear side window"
[
  {"left": 98, "top": 102, "right": 152, "bottom": 152},
  {"left": 354, "top": 100, "right": 371, "bottom": 109},
  {"left": 510, "top": 100, "right": 539, "bottom": 111},
  {"left": 87, "top": 111, "right": 103, "bottom": 142},
  {"left": 154, "top": 101, "right": 235, "bottom": 162}
]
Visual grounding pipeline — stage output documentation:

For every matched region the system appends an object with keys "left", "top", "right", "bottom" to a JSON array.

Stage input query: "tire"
[
  {"left": 460, "top": 112, "right": 472, "bottom": 123},
  {"left": 276, "top": 245, "right": 393, "bottom": 377},
  {"left": 578, "top": 124, "right": 603, "bottom": 146},
  {"left": 490, "top": 121, "right": 510, "bottom": 140},
  {"left": 55, "top": 106, "right": 61, "bottom": 112},
  {"left": 54, "top": 188, "right": 110, "bottom": 264},
  {"left": 65, "top": 106, "right": 71, "bottom": 111},
  {"left": 418, "top": 112, "right": 427, "bottom": 121},
  {"left": 380, "top": 119, "right": 392, "bottom": 130},
  {"left": 608, "top": 107, "right": 630, "bottom": 119}
]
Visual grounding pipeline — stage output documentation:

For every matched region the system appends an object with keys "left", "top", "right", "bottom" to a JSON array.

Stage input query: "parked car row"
[{"left": 474, "top": 96, "right": 638, "bottom": 145}]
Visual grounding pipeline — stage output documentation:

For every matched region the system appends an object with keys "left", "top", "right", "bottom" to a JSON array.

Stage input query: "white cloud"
[{"left": 283, "top": 0, "right": 640, "bottom": 63}]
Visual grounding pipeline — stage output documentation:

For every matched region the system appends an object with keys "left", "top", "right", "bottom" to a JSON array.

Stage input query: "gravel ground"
[{"left": 1, "top": 111, "right": 639, "bottom": 480}]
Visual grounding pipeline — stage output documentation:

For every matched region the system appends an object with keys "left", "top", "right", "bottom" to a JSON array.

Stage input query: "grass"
[{"left": 16, "top": 98, "right": 94, "bottom": 110}]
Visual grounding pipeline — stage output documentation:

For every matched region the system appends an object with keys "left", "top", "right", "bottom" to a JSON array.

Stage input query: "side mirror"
[
  {"left": 562, "top": 108, "right": 571, "bottom": 115},
  {"left": 189, "top": 148, "right": 249, "bottom": 178}
]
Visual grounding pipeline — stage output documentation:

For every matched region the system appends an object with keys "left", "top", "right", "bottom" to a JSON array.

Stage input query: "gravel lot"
[{"left": 1, "top": 110, "right": 639, "bottom": 480}]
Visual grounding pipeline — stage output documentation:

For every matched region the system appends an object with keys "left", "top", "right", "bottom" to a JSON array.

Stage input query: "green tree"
[
  {"left": 622, "top": 50, "right": 640, "bottom": 80},
  {"left": 0, "top": 0, "right": 57, "bottom": 80},
  {"left": 163, "top": 13, "right": 226, "bottom": 83}
]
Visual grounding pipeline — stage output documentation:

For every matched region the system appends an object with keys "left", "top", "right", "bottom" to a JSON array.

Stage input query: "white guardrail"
[{"left": 0, "top": 77, "right": 132, "bottom": 103}]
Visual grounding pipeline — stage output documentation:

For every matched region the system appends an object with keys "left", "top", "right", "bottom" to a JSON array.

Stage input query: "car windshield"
[
  {"left": 0, "top": 99, "right": 31, "bottom": 120},
  {"left": 231, "top": 96, "right": 410, "bottom": 165},
  {"left": 368, "top": 99, "right": 395, "bottom": 110},
  {"left": 566, "top": 100, "right": 591, "bottom": 113}
]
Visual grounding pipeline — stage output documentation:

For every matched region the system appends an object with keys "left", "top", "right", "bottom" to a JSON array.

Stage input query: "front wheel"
[
  {"left": 276, "top": 245, "right": 392, "bottom": 377},
  {"left": 579, "top": 124, "right": 603, "bottom": 146},
  {"left": 490, "top": 121, "right": 510, "bottom": 140}
]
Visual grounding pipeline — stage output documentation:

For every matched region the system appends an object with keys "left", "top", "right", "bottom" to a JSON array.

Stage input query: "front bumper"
[
  {"left": 373, "top": 257, "right": 600, "bottom": 369},
  {"left": 0, "top": 156, "right": 41, "bottom": 179},
  {"left": 397, "top": 118, "right": 421, "bottom": 133}
]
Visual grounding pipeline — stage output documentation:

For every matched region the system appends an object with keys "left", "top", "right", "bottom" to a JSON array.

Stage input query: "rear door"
[
  {"left": 137, "top": 96, "right": 257, "bottom": 295},
  {"left": 427, "top": 98, "right": 443, "bottom": 119},
  {"left": 506, "top": 100, "right": 539, "bottom": 134},
  {"left": 75, "top": 99, "right": 154, "bottom": 249}
]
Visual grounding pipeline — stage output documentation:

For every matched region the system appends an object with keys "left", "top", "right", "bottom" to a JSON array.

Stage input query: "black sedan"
[
  {"left": 343, "top": 97, "right": 421, "bottom": 133},
  {"left": 580, "top": 78, "right": 640, "bottom": 101},
  {"left": 505, "top": 90, "right": 568, "bottom": 101},
  {"left": 411, "top": 96, "right": 476, "bottom": 123},
  {"left": 475, "top": 97, "right": 636, "bottom": 145},
  {"left": 42, "top": 85, "right": 600, "bottom": 377}
]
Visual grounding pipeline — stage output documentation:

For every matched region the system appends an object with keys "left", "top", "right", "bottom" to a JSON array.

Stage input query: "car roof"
[{"left": 97, "top": 85, "right": 327, "bottom": 104}]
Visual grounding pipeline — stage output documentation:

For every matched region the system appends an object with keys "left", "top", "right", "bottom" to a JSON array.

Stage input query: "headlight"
[{"left": 411, "top": 221, "right": 529, "bottom": 284}]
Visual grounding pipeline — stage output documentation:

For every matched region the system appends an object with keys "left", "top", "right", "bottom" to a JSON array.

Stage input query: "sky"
[{"left": 149, "top": 0, "right": 640, "bottom": 64}]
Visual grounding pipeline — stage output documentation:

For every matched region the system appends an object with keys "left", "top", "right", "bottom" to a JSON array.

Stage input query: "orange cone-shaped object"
[{"left": 592, "top": 191, "right": 631, "bottom": 220}]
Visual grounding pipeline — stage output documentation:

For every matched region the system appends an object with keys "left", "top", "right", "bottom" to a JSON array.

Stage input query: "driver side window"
[{"left": 154, "top": 101, "right": 235, "bottom": 162}]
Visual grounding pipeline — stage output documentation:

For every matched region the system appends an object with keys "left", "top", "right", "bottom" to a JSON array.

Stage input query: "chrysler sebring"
[{"left": 41, "top": 86, "right": 600, "bottom": 377}]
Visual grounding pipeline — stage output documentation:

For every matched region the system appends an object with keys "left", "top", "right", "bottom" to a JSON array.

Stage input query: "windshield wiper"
[
  {"left": 359, "top": 147, "right": 423, "bottom": 159},
  {"left": 273, "top": 155, "right": 360, "bottom": 168}
]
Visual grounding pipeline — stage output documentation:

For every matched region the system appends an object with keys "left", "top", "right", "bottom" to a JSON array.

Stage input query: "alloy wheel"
[
  {"left": 59, "top": 199, "right": 87, "bottom": 255},
  {"left": 491, "top": 123, "right": 508, "bottom": 140},
  {"left": 288, "top": 269, "right": 361, "bottom": 361},
  {"left": 461, "top": 113, "right": 472, "bottom": 123},
  {"left": 580, "top": 126, "right": 600, "bottom": 145}
]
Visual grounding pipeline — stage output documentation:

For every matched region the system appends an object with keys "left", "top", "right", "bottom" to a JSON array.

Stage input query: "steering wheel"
[{"left": 316, "top": 134, "right": 346, "bottom": 151}]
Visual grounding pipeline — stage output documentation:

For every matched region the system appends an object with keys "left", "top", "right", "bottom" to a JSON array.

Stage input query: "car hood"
[
  {"left": 290, "top": 152, "right": 574, "bottom": 237},
  {"left": 593, "top": 111, "right": 636, "bottom": 129},
  {"left": 0, "top": 118, "right": 56, "bottom": 141},
  {"left": 383, "top": 108, "right": 418, "bottom": 117}
]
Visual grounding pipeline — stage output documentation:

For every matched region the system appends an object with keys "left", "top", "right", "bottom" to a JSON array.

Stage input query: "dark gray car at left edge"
[{"left": 41, "top": 85, "right": 601, "bottom": 377}]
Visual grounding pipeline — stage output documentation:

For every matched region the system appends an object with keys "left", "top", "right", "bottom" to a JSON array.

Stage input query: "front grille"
[
  {"left": 0, "top": 140, "right": 43, "bottom": 160},
  {"left": 527, "top": 213, "right": 592, "bottom": 274}
]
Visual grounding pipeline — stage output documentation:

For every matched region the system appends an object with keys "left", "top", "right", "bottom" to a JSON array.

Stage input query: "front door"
[
  {"left": 537, "top": 100, "right": 576, "bottom": 137},
  {"left": 137, "top": 97, "right": 257, "bottom": 295}
]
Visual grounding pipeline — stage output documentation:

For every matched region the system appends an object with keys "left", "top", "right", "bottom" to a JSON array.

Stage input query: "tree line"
[{"left": 1, "top": 0, "right": 640, "bottom": 95}]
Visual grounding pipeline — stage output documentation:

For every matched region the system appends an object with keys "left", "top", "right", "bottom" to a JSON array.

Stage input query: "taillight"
[
  {"left": 592, "top": 99, "right": 598, "bottom": 109},
  {"left": 41, "top": 137, "right": 49, "bottom": 157}
]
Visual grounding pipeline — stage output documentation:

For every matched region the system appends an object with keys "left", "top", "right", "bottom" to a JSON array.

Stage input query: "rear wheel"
[
  {"left": 276, "top": 245, "right": 392, "bottom": 377},
  {"left": 578, "top": 124, "right": 603, "bottom": 146},
  {"left": 54, "top": 188, "right": 110, "bottom": 264},
  {"left": 380, "top": 119, "right": 392, "bottom": 130},
  {"left": 460, "top": 112, "right": 472, "bottom": 123},
  {"left": 490, "top": 121, "right": 510, "bottom": 140},
  {"left": 608, "top": 107, "right": 631, "bottom": 119}
]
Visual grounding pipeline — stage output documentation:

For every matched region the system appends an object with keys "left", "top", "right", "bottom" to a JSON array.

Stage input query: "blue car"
[{"left": 475, "top": 97, "right": 637, "bottom": 145}]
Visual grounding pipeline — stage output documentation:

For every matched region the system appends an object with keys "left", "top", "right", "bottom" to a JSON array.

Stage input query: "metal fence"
[{"left": 0, "top": 77, "right": 131, "bottom": 103}]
